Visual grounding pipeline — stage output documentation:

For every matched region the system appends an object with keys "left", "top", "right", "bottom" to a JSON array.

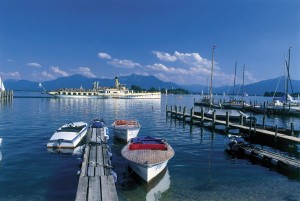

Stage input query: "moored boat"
[
  {"left": 103, "top": 77, "right": 161, "bottom": 99},
  {"left": 121, "top": 136, "right": 175, "bottom": 182},
  {"left": 224, "top": 134, "right": 245, "bottom": 152},
  {"left": 205, "top": 108, "right": 249, "bottom": 121},
  {"left": 47, "top": 121, "right": 88, "bottom": 148},
  {"left": 113, "top": 119, "right": 140, "bottom": 141}
]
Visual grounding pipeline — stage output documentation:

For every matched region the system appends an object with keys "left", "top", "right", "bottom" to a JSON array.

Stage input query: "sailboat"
[
  {"left": 268, "top": 47, "right": 300, "bottom": 115},
  {"left": 222, "top": 64, "right": 250, "bottom": 110},
  {"left": 204, "top": 47, "right": 249, "bottom": 121},
  {"left": 0, "top": 77, "right": 5, "bottom": 91},
  {"left": 195, "top": 46, "right": 221, "bottom": 109}
]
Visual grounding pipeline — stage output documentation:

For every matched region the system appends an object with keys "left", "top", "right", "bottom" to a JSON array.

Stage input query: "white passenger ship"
[{"left": 40, "top": 77, "right": 161, "bottom": 99}]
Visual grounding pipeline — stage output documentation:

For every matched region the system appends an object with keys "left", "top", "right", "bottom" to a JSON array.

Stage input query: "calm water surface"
[{"left": 0, "top": 93, "right": 300, "bottom": 201}]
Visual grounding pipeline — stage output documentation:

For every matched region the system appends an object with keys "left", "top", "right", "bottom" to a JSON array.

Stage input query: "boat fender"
[
  {"left": 245, "top": 149, "right": 252, "bottom": 155},
  {"left": 256, "top": 154, "right": 264, "bottom": 160},
  {"left": 110, "top": 170, "right": 118, "bottom": 183}
]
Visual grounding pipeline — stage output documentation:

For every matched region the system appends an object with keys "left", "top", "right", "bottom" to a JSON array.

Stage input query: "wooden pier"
[
  {"left": 166, "top": 104, "right": 300, "bottom": 176},
  {"left": 75, "top": 122, "right": 118, "bottom": 201},
  {"left": 0, "top": 90, "right": 13, "bottom": 101},
  {"left": 166, "top": 105, "right": 300, "bottom": 144},
  {"left": 232, "top": 145, "right": 300, "bottom": 173}
]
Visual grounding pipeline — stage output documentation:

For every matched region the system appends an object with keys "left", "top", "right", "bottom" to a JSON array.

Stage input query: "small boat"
[
  {"left": 224, "top": 134, "right": 245, "bottom": 152},
  {"left": 113, "top": 119, "right": 141, "bottom": 142},
  {"left": 0, "top": 137, "right": 2, "bottom": 147},
  {"left": 121, "top": 136, "right": 175, "bottom": 182},
  {"left": 205, "top": 109, "right": 249, "bottom": 121},
  {"left": 47, "top": 122, "right": 88, "bottom": 148}
]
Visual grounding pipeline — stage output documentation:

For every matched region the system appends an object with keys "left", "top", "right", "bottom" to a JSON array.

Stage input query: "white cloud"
[
  {"left": 40, "top": 71, "right": 55, "bottom": 79},
  {"left": 51, "top": 66, "right": 69, "bottom": 76},
  {"left": 27, "top": 62, "right": 42, "bottom": 68},
  {"left": 152, "top": 51, "right": 177, "bottom": 62},
  {"left": 0, "top": 71, "right": 20, "bottom": 79},
  {"left": 77, "top": 67, "right": 96, "bottom": 78},
  {"left": 98, "top": 52, "right": 112, "bottom": 60},
  {"left": 108, "top": 59, "right": 141, "bottom": 68}
]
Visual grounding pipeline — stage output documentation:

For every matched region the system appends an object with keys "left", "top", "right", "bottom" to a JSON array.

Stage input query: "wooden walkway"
[
  {"left": 237, "top": 145, "right": 300, "bottom": 172},
  {"left": 75, "top": 123, "right": 118, "bottom": 201},
  {"left": 166, "top": 105, "right": 300, "bottom": 144}
]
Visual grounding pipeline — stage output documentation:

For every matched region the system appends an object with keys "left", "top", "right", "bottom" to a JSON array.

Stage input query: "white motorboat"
[
  {"left": 113, "top": 119, "right": 140, "bottom": 142},
  {"left": 47, "top": 121, "right": 88, "bottom": 148},
  {"left": 121, "top": 136, "right": 175, "bottom": 182}
]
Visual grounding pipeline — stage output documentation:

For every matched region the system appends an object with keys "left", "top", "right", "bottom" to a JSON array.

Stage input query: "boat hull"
[
  {"left": 114, "top": 127, "right": 140, "bottom": 142},
  {"left": 128, "top": 160, "right": 169, "bottom": 182},
  {"left": 47, "top": 122, "right": 88, "bottom": 148}
]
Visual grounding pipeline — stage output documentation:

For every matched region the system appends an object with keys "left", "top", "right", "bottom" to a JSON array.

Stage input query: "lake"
[{"left": 0, "top": 92, "right": 300, "bottom": 201}]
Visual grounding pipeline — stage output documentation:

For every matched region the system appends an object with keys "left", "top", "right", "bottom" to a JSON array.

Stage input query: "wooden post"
[
  {"left": 183, "top": 106, "right": 186, "bottom": 122},
  {"left": 274, "top": 125, "right": 278, "bottom": 147},
  {"left": 262, "top": 113, "right": 266, "bottom": 129},
  {"left": 212, "top": 110, "right": 216, "bottom": 129},
  {"left": 248, "top": 118, "right": 252, "bottom": 138},
  {"left": 166, "top": 105, "right": 168, "bottom": 116},
  {"left": 179, "top": 106, "right": 182, "bottom": 113},
  {"left": 201, "top": 107, "right": 204, "bottom": 126},
  {"left": 226, "top": 111, "right": 229, "bottom": 130},
  {"left": 239, "top": 114, "right": 243, "bottom": 126},
  {"left": 291, "top": 123, "right": 294, "bottom": 136},
  {"left": 190, "top": 107, "right": 194, "bottom": 124}
]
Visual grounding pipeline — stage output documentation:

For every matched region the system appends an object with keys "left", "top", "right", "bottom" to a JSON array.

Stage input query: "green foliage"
[{"left": 263, "top": 91, "right": 285, "bottom": 97}]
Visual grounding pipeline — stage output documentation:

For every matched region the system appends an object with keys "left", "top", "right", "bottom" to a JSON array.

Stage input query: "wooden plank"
[
  {"left": 91, "top": 128, "right": 97, "bottom": 143},
  {"left": 80, "top": 146, "right": 90, "bottom": 177},
  {"left": 101, "top": 176, "right": 118, "bottom": 201},
  {"left": 96, "top": 145, "right": 104, "bottom": 176},
  {"left": 75, "top": 176, "right": 88, "bottom": 201},
  {"left": 88, "top": 176, "right": 102, "bottom": 201}
]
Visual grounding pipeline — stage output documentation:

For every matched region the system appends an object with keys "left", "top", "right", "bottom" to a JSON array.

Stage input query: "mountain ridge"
[{"left": 4, "top": 74, "right": 300, "bottom": 95}]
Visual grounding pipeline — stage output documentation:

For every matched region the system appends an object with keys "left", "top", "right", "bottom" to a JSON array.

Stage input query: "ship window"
[
  {"left": 68, "top": 92, "right": 71, "bottom": 95},
  {"left": 83, "top": 93, "right": 87, "bottom": 95}
]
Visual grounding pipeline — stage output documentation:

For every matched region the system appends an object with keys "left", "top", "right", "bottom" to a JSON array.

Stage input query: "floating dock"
[{"left": 75, "top": 122, "right": 118, "bottom": 201}]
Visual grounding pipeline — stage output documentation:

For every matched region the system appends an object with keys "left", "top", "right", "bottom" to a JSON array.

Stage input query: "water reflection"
[
  {"left": 121, "top": 168, "right": 170, "bottom": 201},
  {"left": 47, "top": 145, "right": 85, "bottom": 156}
]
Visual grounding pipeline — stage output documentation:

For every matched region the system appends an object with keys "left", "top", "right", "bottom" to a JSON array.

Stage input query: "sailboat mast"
[
  {"left": 285, "top": 47, "right": 291, "bottom": 102},
  {"left": 242, "top": 64, "right": 245, "bottom": 99},
  {"left": 233, "top": 61, "right": 237, "bottom": 100},
  {"left": 210, "top": 46, "right": 215, "bottom": 105}
]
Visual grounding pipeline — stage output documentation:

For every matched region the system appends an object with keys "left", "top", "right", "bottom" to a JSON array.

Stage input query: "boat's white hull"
[
  {"left": 114, "top": 127, "right": 140, "bottom": 142},
  {"left": 128, "top": 160, "right": 169, "bottom": 182},
  {"left": 47, "top": 122, "right": 88, "bottom": 148},
  {"left": 47, "top": 92, "right": 107, "bottom": 99}
]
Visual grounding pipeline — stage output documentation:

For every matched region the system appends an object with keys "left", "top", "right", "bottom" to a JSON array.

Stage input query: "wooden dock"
[
  {"left": 166, "top": 105, "right": 300, "bottom": 144},
  {"left": 233, "top": 144, "right": 300, "bottom": 173},
  {"left": 75, "top": 121, "right": 118, "bottom": 201},
  {"left": 0, "top": 90, "right": 13, "bottom": 101}
]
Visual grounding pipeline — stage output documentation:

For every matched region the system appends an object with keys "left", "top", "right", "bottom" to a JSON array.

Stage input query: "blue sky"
[{"left": 0, "top": 0, "right": 299, "bottom": 87}]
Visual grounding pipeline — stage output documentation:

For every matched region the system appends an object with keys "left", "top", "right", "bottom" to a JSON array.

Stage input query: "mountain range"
[{"left": 4, "top": 74, "right": 300, "bottom": 95}]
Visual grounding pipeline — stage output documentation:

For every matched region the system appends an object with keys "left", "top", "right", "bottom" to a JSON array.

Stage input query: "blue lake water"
[{"left": 1, "top": 92, "right": 300, "bottom": 201}]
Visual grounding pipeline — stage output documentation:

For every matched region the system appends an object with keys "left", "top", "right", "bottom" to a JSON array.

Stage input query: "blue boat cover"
[
  {"left": 91, "top": 119, "right": 105, "bottom": 128},
  {"left": 132, "top": 136, "right": 165, "bottom": 144}
]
